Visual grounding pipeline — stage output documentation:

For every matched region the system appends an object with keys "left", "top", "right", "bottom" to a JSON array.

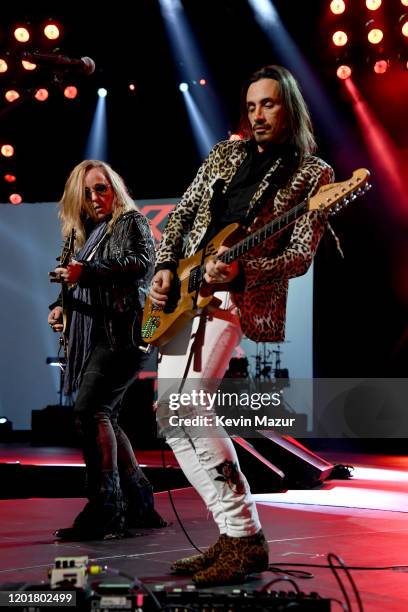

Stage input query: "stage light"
[
  {"left": 332, "top": 30, "right": 348, "bottom": 46},
  {"left": 0, "top": 59, "right": 8, "bottom": 73},
  {"left": 44, "top": 23, "right": 60, "bottom": 40},
  {"left": 199, "top": 78, "right": 206, "bottom": 86},
  {"left": 4, "top": 174, "right": 16, "bottom": 183},
  {"left": 401, "top": 14, "right": 408, "bottom": 37},
  {"left": 367, "top": 27, "right": 383, "bottom": 44},
  {"left": 373, "top": 59, "right": 388, "bottom": 73},
  {"left": 366, "top": 0, "right": 381, "bottom": 10},
  {"left": 337, "top": 64, "right": 352, "bottom": 79},
  {"left": 14, "top": 27, "right": 30, "bottom": 43},
  {"left": 1, "top": 144, "right": 14, "bottom": 157},
  {"left": 402, "top": 0, "right": 408, "bottom": 6},
  {"left": 22, "top": 60, "right": 36, "bottom": 71},
  {"left": 129, "top": 83, "right": 136, "bottom": 91},
  {"left": 9, "top": 193, "right": 22, "bottom": 205},
  {"left": 179, "top": 82, "right": 189, "bottom": 92},
  {"left": 85, "top": 91, "right": 108, "bottom": 160},
  {"left": 0, "top": 416, "right": 12, "bottom": 440},
  {"left": 46, "top": 357, "right": 63, "bottom": 367},
  {"left": 229, "top": 133, "right": 243, "bottom": 141},
  {"left": 330, "top": 0, "right": 345, "bottom": 15},
  {"left": 64, "top": 85, "right": 78, "bottom": 99},
  {"left": 97, "top": 88, "right": 107, "bottom": 98},
  {"left": 35, "top": 88, "right": 49, "bottom": 101},
  {"left": 5, "top": 90, "right": 20, "bottom": 102}
]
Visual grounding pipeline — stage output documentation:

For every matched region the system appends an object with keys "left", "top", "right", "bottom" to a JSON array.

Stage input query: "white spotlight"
[
  {"left": 179, "top": 82, "right": 189, "bottom": 92},
  {"left": 97, "top": 88, "right": 108, "bottom": 98}
]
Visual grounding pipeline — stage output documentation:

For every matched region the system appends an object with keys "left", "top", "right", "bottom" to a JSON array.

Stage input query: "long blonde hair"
[{"left": 60, "top": 160, "right": 137, "bottom": 250}]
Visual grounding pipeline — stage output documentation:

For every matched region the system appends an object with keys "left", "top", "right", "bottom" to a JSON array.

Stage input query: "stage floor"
[{"left": 0, "top": 450, "right": 408, "bottom": 610}]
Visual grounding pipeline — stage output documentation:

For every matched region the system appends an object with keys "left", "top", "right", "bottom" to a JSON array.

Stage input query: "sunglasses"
[{"left": 84, "top": 183, "right": 110, "bottom": 201}]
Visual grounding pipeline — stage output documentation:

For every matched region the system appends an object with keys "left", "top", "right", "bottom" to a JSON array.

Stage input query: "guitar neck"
[{"left": 219, "top": 198, "right": 308, "bottom": 265}]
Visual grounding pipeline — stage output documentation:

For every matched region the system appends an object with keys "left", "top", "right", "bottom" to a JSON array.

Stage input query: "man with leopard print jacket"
[{"left": 150, "top": 65, "right": 334, "bottom": 587}]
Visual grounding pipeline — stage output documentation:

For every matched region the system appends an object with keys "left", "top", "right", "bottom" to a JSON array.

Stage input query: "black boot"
[
  {"left": 55, "top": 470, "right": 126, "bottom": 541},
  {"left": 122, "top": 467, "right": 168, "bottom": 529}
]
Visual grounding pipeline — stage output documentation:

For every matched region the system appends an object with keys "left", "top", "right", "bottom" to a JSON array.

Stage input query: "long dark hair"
[{"left": 239, "top": 65, "right": 316, "bottom": 159}]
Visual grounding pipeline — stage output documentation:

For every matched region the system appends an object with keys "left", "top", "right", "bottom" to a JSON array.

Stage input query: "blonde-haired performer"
[{"left": 48, "top": 160, "right": 167, "bottom": 540}]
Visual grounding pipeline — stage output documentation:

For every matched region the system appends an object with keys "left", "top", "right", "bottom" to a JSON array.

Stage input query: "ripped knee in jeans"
[{"left": 212, "top": 460, "right": 245, "bottom": 495}]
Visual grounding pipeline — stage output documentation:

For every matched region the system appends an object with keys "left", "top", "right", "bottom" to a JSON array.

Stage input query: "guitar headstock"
[
  {"left": 60, "top": 228, "right": 76, "bottom": 267},
  {"left": 309, "top": 168, "right": 371, "bottom": 215}
]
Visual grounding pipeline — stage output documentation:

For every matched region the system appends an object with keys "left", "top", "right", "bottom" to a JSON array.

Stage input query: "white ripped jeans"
[{"left": 157, "top": 293, "right": 261, "bottom": 538}]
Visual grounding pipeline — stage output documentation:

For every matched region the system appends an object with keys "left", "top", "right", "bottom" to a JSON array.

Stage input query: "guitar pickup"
[{"left": 188, "top": 266, "right": 202, "bottom": 293}]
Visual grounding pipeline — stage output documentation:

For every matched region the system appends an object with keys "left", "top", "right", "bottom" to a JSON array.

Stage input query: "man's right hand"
[
  {"left": 149, "top": 269, "right": 174, "bottom": 308},
  {"left": 48, "top": 306, "right": 63, "bottom": 333}
]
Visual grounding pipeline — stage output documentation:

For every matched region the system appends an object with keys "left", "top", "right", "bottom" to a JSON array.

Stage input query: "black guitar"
[{"left": 58, "top": 228, "right": 76, "bottom": 361}]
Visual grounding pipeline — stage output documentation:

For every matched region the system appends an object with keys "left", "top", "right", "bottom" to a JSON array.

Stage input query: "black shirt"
[{"left": 197, "top": 140, "right": 297, "bottom": 250}]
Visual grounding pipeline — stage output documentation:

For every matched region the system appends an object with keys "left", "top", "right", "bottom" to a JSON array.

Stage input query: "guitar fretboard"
[
  {"left": 219, "top": 199, "right": 308, "bottom": 265},
  {"left": 189, "top": 198, "right": 309, "bottom": 292}
]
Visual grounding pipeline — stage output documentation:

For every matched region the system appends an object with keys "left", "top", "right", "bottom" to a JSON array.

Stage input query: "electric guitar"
[
  {"left": 58, "top": 228, "right": 76, "bottom": 361},
  {"left": 142, "top": 169, "right": 371, "bottom": 347}
]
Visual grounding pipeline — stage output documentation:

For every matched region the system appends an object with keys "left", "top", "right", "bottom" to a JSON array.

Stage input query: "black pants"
[{"left": 74, "top": 340, "right": 151, "bottom": 506}]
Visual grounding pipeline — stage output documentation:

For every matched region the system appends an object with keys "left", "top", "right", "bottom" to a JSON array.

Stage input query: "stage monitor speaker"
[
  {"left": 233, "top": 431, "right": 334, "bottom": 492},
  {"left": 232, "top": 436, "right": 286, "bottom": 493}
]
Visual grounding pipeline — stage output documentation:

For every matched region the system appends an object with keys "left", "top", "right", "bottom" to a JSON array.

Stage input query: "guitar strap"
[{"left": 243, "top": 150, "right": 300, "bottom": 228}]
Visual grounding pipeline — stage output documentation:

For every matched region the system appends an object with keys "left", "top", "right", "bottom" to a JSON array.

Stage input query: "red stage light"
[
  {"left": 129, "top": 83, "right": 136, "bottom": 91},
  {"left": 229, "top": 133, "right": 243, "bottom": 141},
  {"left": 330, "top": 0, "right": 345, "bottom": 15},
  {"left": 367, "top": 28, "right": 383, "bottom": 44},
  {"left": 337, "top": 64, "right": 352, "bottom": 79},
  {"left": 199, "top": 78, "right": 206, "bottom": 86},
  {"left": 44, "top": 23, "right": 60, "bottom": 40},
  {"left": 366, "top": 0, "right": 381, "bottom": 10},
  {"left": 5, "top": 90, "right": 20, "bottom": 102},
  {"left": 1, "top": 145, "right": 14, "bottom": 157},
  {"left": 21, "top": 60, "right": 36, "bottom": 71},
  {"left": 374, "top": 59, "right": 388, "bottom": 73},
  {"left": 9, "top": 193, "right": 22, "bottom": 205},
  {"left": 402, "top": 16, "right": 408, "bottom": 37},
  {"left": 332, "top": 30, "right": 348, "bottom": 46},
  {"left": 0, "top": 59, "right": 8, "bottom": 73},
  {"left": 4, "top": 174, "right": 16, "bottom": 183},
  {"left": 64, "top": 86, "right": 78, "bottom": 99},
  {"left": 14, "top": 27, "right": 30, "bottom": 43},
  {"left": 35, "top": 88, "right": 49, "bottom": 102}
]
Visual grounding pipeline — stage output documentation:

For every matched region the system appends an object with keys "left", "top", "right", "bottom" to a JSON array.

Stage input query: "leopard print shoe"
[
  {"left": 170, "top": 534, "right": 228, "bottom": 575},
  {"left": 192, "top": 530, "right": 269, "bottom": 586}
]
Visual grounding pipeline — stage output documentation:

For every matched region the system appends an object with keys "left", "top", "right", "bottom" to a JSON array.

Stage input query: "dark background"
[{"left": 1, "top": 0, "right": 408, "bottom": 381}]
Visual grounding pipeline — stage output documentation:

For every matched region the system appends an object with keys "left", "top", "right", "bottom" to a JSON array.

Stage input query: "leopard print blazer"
[{"left": 156, "top": 139, "right": 334, "bottom": 342}]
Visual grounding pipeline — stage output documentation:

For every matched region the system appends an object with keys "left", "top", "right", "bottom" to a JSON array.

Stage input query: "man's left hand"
[{"left": 204, "top": 246, "right": 239, "bottom": 284}]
